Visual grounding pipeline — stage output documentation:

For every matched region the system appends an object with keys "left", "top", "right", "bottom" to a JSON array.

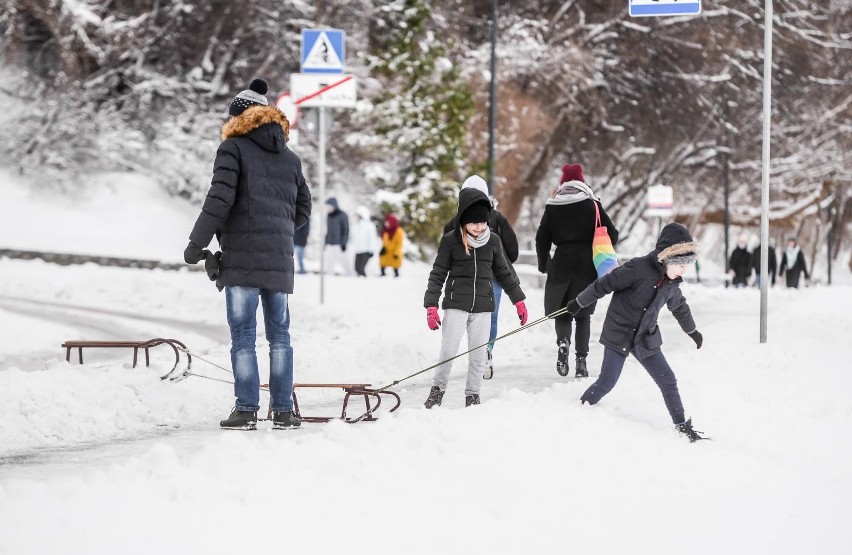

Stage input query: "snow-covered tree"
[{"left": 363, "top": 0, "right": 475, "bottom": 246}]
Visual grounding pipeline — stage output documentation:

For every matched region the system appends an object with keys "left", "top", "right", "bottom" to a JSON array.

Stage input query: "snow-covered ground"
[{"left": 1, "top": 171, "right": 851, "bottom": 554}]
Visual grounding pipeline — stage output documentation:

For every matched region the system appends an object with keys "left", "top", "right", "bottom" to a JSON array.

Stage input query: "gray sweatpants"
[{"left": 432, "top": 309, "right": 491, "bottom": 396}]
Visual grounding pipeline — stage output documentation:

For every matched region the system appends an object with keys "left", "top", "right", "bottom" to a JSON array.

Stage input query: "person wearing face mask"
[
  {"left": 563, "top": 223, "right": 707, "bottom": 442},
  {"left": 422, "top": 187, "right": 528, "bottom": 409}
]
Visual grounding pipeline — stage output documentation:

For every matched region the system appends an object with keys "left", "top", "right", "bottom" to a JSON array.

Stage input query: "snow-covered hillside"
[{"left": 1, "top": 171, "right": 851, "bottom": 554}]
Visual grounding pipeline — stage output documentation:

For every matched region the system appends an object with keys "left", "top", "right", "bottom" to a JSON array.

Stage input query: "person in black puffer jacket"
[
  {"left": 423, "top": 187, "right": 527, "bottom": 409},
  {"left": 565, "top": 223, "right": 707, "bottom": 442},
  {"left": 184, "top": 78, "right": 311, "bottom": 432},
  {"left": 443, "top": 174, "right": 519, "bottom": 378},
  {"left": 536, "top": 163, "right": 619, "bottom": 378}
]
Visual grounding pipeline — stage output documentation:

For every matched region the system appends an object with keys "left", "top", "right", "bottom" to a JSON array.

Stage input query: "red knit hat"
[{"left": 560, "top": 163, "right": 585, "bottom": 184}]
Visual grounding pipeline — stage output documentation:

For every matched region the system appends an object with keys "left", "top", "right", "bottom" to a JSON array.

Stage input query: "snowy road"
[{"left": 1, "top": 258, "right": 851, "bottom": 554}]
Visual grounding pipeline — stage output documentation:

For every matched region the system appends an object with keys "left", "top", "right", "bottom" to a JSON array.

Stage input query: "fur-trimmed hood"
[
  {"left": 221, "top": 105, "right": 290, "bottom": 152},
  {"left": 654, "top": 223, "right": 699, "bottom": 264}
]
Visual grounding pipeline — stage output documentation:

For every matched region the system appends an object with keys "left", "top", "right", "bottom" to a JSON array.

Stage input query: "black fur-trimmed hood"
[{"left": 654, "top": 223, "right": 699, "bottom": 263}]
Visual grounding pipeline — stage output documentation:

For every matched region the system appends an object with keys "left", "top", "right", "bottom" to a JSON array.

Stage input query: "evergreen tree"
[{"left": 366, "top": 0, "right": 475, "bottom": 247}]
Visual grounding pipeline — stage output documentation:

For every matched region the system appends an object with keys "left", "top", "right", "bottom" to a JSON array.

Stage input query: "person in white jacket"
[{"left": 352, "top": 206, "right": 378, "bottom": 277}]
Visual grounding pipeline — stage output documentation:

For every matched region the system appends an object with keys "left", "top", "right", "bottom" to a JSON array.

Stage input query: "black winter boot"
[
  {"left": 575, "top": 356, "right": 588, "bottom": 378},
  {"left": 556, "top": 339, "right": 570, "bottom": 376},
  {"left": 220, "top": 408, "right": 258, "bottom": 430},
  {"left": 675, "top": 418, "right": 708, "bottom": 442},
  {"left": 272, "top": 411, "right": 301, "bottom": 430},
  {"left": 465, "top": 394, "right": 481, "bottom": 407},
  {"left": 424, "top": 386, "right": 445, "bottom": 409}
]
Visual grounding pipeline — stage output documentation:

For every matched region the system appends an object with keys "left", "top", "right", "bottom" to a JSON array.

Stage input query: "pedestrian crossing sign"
[
  {"left": 301, "top": 29, "right": 345, "bottom": 74},
  {"left": 630, "top": 0, "right": 701, "bottom": 17}
]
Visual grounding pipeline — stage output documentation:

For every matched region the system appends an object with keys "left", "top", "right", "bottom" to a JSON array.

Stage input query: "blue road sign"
[
  {"left": 301, "top": 29, "right": 345, "bottom": 74},
  {"left": 629, "top": 0, "right": 701, "bottom": 17}
]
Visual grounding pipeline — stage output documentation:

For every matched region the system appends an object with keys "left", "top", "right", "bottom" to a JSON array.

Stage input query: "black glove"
[
  {"left": 341, "top": 244, "right": 347, "bottom": 252},
  {"left": 184, "top": 242, "right": 206, "bottom": 264},
  {"left": 565, "top": 299, "right": 581, "bottom": 316},
  {"left": 380, "top": 247, "right": 387, "bottom": 256},
  {"left": 689, "top": 330, "right": 703, "bottom": 349},
  {"left": 205, "top": 251, "right": 221, "bottom": 281}
]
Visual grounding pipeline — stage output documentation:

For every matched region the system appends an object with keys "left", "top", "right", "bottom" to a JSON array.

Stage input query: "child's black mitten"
[{"left": 688, "top": 330, "right": 703, "bottom": 349}]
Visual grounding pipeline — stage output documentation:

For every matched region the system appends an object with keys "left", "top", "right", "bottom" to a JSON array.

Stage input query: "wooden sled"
[
  {"left": 62, "top": 337, "right": 192, "bottom": 380},
  {"left": 261, "top": 383, "right": 401, "bottom": 424}
]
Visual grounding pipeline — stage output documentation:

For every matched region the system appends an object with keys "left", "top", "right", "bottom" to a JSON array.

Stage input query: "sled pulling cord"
[
  {"left": 64, "top": 306, "right": 566, "bottom": 424},
  {"left": 372, "top": 306, "right": 570, "bottom": 392}
]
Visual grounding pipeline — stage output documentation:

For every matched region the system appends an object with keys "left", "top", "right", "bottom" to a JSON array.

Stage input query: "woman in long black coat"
[{"left": 535, "top": 164, "right": 619, "bottom": 378}]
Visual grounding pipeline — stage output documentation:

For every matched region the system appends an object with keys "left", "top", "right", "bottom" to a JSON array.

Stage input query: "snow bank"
[{"left": 0, "top": 169, "right": 198, "bottom": 262}]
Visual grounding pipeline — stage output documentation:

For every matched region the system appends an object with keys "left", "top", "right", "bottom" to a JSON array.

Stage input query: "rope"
[
  {"left": 372, "top": 306, "right": 570, "bottom": 392},
  {"left": 175, "top": 346, "right": 232, "bottom": 375},
  {"left": 173, "top": 306, "right": 570, "bottom": 394},
  {"left": 184, "top": 372, "right": 234, "bottom": 386}
]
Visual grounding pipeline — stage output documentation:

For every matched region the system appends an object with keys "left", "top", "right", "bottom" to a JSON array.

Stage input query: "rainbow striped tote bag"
[{"left": 593, "top": 201, "right": 618, "bottom": 277}]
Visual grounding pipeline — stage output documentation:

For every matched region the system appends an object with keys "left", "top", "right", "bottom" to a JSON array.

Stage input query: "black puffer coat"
[
  {"left": 189, "top": 106, "right": 311, "bottom": 293},
  {"left": 576, "top": 223, "right": 697, "bottom": 360},
  {"left": 325, "top": 197, "right": 349, "bottom": 247},
  {"left": 425, "top": 189, "right": 525, "bottom": 312},
  {"left": 729, "top": 246, "right": 752, "bottom": 285},
  {"left": 535, "top": 198, "right": 619, "bottom": 316}
]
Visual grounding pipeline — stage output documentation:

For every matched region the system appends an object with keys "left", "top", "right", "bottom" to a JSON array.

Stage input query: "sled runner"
[
  {"left": 62, "top": 337, "right": 192, "bottom": 380},
  {"left": 260, "top": 383, "right": 402, "bottom": 424}
]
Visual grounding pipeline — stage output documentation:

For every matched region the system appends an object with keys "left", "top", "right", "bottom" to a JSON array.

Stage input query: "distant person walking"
[
  {"left": 751, "top": 239, "right": 777, "bottom": 287},
  {"left": 535, "top": 163, "right": 619, "bottom": 378},
  {"left": 351, "top": 206, "right": 377, "bottom": 277},
  {"left": 294, "top": 219, "right": 310, "bottom": 274},
  {"left": 324, "top": 197, "right": 351, "bottom": 275},
  {"left": 779, "top": 237, "right": 809, "bottom": 288},
  {"left": 379, "top": 214, "right": 404, "bottom": 277},
  {"left": 443, "top": 175, "right": 519, "bottom": 378},
  {"left": 183, "top": 78, "right": 310, "bottom": 431},
  {"left": 728, "top": 237, "right": 752, "bottom": 287}
]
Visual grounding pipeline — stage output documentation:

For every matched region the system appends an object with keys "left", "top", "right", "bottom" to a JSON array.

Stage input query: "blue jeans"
[
  {"left": 489, "top": 281, "right": 502, "bottom": 349},
  {"left": 580, "top": 346, "right": 685, "bottom": 424},
  {"left": 225, "top": 286, "right": 294, "bottom": 412},
  {"left": 295, "top": 245, "right": 306, "bottom": 274}
]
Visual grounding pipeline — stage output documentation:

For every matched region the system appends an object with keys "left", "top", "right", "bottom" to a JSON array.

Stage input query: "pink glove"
[
  {"left": 515, "top": 301, "right": 528, "bottom": 326},
  {"left": 426, "top": 307, "right": 441, "bottom": 330}
]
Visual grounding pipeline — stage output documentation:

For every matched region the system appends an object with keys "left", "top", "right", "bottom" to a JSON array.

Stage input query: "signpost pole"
[
  {"left": 759, "top": 0, "right": 773, "bottom": 343},
  {"left": 297, "top": 28, "right": 355, "bottom": 305},
  {"left": 318, "top": 106, "right": 327, "bottom": 304}
]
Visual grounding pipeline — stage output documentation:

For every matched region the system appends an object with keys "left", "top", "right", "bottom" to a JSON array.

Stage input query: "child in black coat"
[
  {"left": 564, "top": 223, "right": 707, "bottom": 442},
  {"left": 423, "top": 188, "right": 528, "bottom": 408}
]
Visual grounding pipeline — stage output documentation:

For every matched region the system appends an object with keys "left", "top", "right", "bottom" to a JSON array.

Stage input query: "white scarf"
[
  {"left": 465, "top": 226, "right": 491, "bottom": 250},
  {"left": 786, "top": 246, "right": 800, "bottom": 265},
  {"left": 546, "top": 180, "right": 600, "bottom": 206}
]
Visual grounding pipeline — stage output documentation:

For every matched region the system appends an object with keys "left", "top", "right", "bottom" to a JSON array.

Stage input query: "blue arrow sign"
[
  {"left": 630, "top": 0, "right": 701, "bottom": 17},
  {"left": 301, "top": 29, "right": 345, "bottom": 74}
]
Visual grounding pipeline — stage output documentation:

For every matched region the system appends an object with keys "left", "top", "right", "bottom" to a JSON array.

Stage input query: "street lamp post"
[{"left": 486, "top": 0, "right": 498, "bottom": 195}]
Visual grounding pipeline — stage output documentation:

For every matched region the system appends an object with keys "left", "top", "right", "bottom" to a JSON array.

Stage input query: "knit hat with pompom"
[{"left": 229, "top": 78, "right": 269, "bottom": 116}]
